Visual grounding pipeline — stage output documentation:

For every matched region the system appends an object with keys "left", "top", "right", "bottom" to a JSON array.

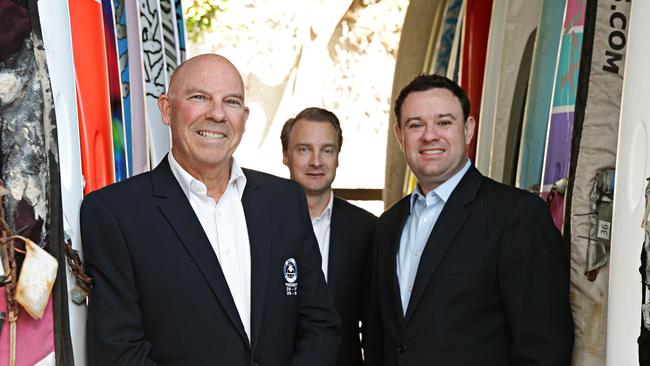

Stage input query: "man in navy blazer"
[
  {"left": 365, "top": 74, "right": 574, "bottom": 365},
  {"left": 81, "top": 54, "right": 340, "bottom": 365},
  {"left": 281, "top": 107, "right": 376, "bottom": 365}
]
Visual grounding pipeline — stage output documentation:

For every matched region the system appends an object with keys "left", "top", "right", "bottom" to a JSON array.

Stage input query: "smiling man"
[
  {"left": 80, "top": 54, "right": 339, "bottom": 366},
  {"left": 364, "top": 74, "right": 574, "bottom": 366},
  {"left": 281, "top": 107, "right": 376, "bottom": 366}
]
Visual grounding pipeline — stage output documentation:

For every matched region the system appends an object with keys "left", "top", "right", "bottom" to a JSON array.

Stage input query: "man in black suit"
[
  {"left": 365, "top": 74, "right": 574, "bottom": 366},
  {"left": 281, "top": 107, "right": 376, "bottom": 365},
  {"left": 81, "top": 54, "right": 340, "bottom": 365}
]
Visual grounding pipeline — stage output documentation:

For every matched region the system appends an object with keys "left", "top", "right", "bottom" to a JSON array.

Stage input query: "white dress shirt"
[
  {"left": 397, "top": 159, "right": 471, "bottom": 314},
  {"left": 168, "top": 153, "right": 252, "bottom": 340},
  {"left": 311, "top": 191, "right": 334, "bottom": 281}
]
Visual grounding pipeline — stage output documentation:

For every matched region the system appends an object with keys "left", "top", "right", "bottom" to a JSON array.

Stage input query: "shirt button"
[
  {"left": 397, "top": 344, "right": 407, "bottom": 353},
  {"left": 224, "top": 248, "right": 231, "bottom": 255},
  {"left": 422, "top": 217, "right": 428, "bottom": 223},
  {"left": 414, "top": 250, "right": 420, "bottom": 256}
]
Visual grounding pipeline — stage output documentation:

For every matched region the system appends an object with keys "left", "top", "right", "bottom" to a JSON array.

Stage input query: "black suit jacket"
[
  {"left": 80, "top": 158, "right": 340, "bottom": 366},
  {"left": 328, "top": 198, "right": 376, "bottom": 366},
  {"left": 365, "top": 165, "right": 573, "bottom": 366}
]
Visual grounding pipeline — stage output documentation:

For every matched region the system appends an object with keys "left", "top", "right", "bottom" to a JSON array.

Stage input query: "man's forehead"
[{"left": 169, "top": 55, "right": 244, "bottom": 93}]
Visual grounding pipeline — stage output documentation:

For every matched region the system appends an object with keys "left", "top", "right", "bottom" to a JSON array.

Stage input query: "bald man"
[{"left": 81, "top": 54, "right": 340, "bottom": 366}]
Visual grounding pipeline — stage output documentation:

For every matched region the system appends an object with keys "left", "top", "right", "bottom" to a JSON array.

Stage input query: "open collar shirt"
[
  {"left": 397, "top": 159, "right": 471, "bottom": 315},
  {"left": 311, "top": 191, "right": 334, "bottom": 281},
  {"left": 168, "top": 152, "right": 252, "bottom": 340}
]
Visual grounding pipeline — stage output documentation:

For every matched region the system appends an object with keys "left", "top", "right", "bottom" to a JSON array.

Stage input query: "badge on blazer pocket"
[{"left": 284, "top": 258, "right": 298, "bottom": 295}]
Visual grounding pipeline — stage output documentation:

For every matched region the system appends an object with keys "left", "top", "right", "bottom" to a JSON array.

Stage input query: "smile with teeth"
[
  {"left": 197, "top": 130, "right": 226, "bottom": 139},
  {"left": 420, "top": 148, "right": 445, "bottom": 155}
]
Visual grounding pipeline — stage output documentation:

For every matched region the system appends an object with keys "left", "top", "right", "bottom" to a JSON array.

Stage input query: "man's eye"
[
  {"left": 190, "top": 95, "right": 205, "bottom": 101},
  {"left": 225, "top": 99, "right": 243, "bottom": 107},
  {"left": 297, "top": 147, "right": 309, "bottom": 153},
  {"left": 438, "top": 120, "right": 452, "bottom": 126},
  {"left": 323, "top": 148, "right": 334, "bottom": 154},
  {"left": 408, "top": 122, "right": 423, "bottom": 129}
]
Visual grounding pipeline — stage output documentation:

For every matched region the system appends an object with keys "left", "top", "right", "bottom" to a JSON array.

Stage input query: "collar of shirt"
[
  {"left": 168, "top": 152, "right": 247, "bottom": 201},
  {"left": 409, "top": 159, "right": 472, "bottom": 213},
  {"left": 311, "top": 191, "right": 334, "bottom": 225}
]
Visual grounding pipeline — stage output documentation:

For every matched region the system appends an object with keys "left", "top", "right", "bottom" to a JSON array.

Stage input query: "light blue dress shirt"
[{"left": 397, "top": 159, "right": 471, "bottom": 315}]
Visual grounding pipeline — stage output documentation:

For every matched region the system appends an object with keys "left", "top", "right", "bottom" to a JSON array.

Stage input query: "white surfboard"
[
  {"left": 125, "top": 0, "right": 151, "bottom": 175},
  {"left": 475, "top": 0, "right": 507, "bottom": 175},
  {"left": 139, "top": 0, "right": 170, "bottom": 167},
  {"left": 606, "top": 1, "right": 647, "bottom": 364},
  {"left": 480, "top": 0, "right": 542, "bottom": 183},
  {"left": 37, "top": 0, "right": 86, "bottom": 364}
]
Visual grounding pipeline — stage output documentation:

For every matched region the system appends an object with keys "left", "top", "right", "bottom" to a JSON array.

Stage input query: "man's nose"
[
  {"left": 421, "top": 123, "right": 439, "bottom": 142},
  {"left": 309, "top": 152, "right": 322, "bottom": 167},
  {"left": 205, "top": 100, "right": 227, "bottom": 121}
]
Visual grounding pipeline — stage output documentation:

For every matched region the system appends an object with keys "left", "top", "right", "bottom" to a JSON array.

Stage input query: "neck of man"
[{"left": 306, "top": 189, "right": 332, "bottom": 219}]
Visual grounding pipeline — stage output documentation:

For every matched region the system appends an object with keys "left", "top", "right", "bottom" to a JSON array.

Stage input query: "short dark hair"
[
  {"left": 394, "top": 74, "right": 470, "bottom": 126},
  {"left": 281, "top": 107, "right": 343, "bottom": 151}
]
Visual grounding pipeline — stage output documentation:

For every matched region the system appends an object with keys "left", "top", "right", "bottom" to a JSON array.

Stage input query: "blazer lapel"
[
  {"left": 241, "top": 169, "right": 271, "bottom": 353},
  {"left": 152, "top": 157, "right": 249, "bottom": 345},
  {"left": 327, "top": 199, "right": 344, "bottom": 295},
  {"left": 386, "top": 198, "right": 411, "bottom": 328},
  {"left": 403, "top": 166, "right": 483, "bottom": 325}
]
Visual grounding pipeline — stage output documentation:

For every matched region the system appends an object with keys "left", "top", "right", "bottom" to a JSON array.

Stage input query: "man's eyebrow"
[{"left": 436, "top": 113, "right": 457, "bottom": 120}]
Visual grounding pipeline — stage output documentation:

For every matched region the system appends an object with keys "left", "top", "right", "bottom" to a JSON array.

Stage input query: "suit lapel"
[
  {"left": 386, "top": 198, "right": 411, "bottom": 328},
  {"left": 327, "top": 199, "right": 344, "bottom": 295},
  {"left": 241, "top": 169, "right": 271, "bottom": 353},
  {"left": 152, "top": 157, "right": 249, "bottom": 345},
  {"left": 403, "top": 166, "right": 483, "bottom": 325}
]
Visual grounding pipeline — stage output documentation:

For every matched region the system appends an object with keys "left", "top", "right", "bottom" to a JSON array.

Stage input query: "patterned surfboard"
[
  {"left": 115, "top": 0, "right": 134, "bottom": 177},
  {"left": 540, "top": 0, "right": 586, "bottom": 231},
  {"left": 139, "top": 0, "right": 171, "bottom": 167},
  {"left": 175, "top": 0, "right": 187, "bottom": 62},
  {"left": 515, "top": 0, "right": 566, "bottom": 191},
  {"left": 102, "top": 0, "right": 128, "bottom": 181}
]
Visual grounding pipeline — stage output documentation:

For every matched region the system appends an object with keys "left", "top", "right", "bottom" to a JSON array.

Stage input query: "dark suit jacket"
[
  {"left": 328, "top": 198, "right": 376, "bottom": 366},
  {"left": 80, "top": 158, "right": 340, "bottom": 366},
  {"left": 365, "top": 165, "right": 574, "bottom": 366}
]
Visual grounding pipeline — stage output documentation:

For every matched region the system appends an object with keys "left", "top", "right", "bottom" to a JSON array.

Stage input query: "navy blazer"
[
  {"left": 81, "top": 158, "right": 340, "bottom": 366},
  {"left": 365, "top": 165, "right": 573, "bottom": 366},
  {"left": 328, "top": 198, "right": 376, "bottom": 366}
]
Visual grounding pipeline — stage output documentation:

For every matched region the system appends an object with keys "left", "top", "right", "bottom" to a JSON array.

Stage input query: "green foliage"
[{"left": 185, "top": 0, "right": 230, "bottom": 43}]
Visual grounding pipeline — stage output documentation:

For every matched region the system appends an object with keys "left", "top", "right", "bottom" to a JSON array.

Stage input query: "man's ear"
[
  {"left": 282, "top": 151, "right": 288, "bottom": 166},
  {"left": 394, "top": 122, "right": 404, "bottom": 151},
  {"left": 464, "top": 116, "right": 476, "bottom": 145},
  {"left": 158, "top": 95, "right": 172, "bottom": 126}
]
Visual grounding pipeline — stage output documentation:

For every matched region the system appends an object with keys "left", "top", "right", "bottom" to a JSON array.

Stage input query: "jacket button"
[{"left": 397, "top": 344, "right": 407, "bottom": 353}]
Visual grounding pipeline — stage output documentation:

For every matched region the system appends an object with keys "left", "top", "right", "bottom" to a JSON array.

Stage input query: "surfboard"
[
  {"left": 38, "top": 0, "right": 87, "bottom": 363},
  {"left": 125, "top": 0, "right": 151, "bottom": 175},
  {"left": 139, "top": 0, "right": 171, "bottom": 167},
  {"left": 0, "top": 0, "right": 77, "bottom": 363},
  {"left": 515, "top": 0, "right": 566, "bottom": 191},
  {"left": 445, "top": 0, "right": 464, "bottom": 83},
  {"left": 482, "top": 0, "right": 542, "bottom": 184},
  {"left": 565, "top": 1, "right": 630, "bottom": 364},
  {"left": 115, "top": 0, "right": 134, "bottom": 178},
  {"left": 174, "top": 0, "right": 187, "bottom": 63},
  {"left": 69, "top": 0, "right": 115, "bottom": 194},
  {"left": 460, "top": 0, "right": 492, "bottom": 162},
  {"left": 606, "top": 1, "right": 647, "bottom": 364},
  {"left": 430, "top": 0, "right": 463, "bottom": 76},
  {"left": 102, "top": 0, "right": 128, "bottom": 182},
  {"left": 540, "top": 0, "right": 586, "bottom": 231},
  {"left": 475, "top": 0, "right": 507, "bottom": 175},
  {"left": 159, "top": 0, "right": 180, "bottom": 81}
]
